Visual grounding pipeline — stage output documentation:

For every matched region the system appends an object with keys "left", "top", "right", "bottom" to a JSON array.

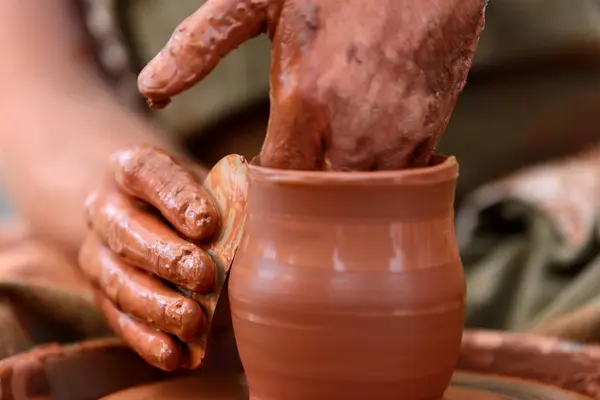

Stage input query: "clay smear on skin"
[
  {"left": 81, "top": 146, "right": 246, "bottom": 370},
  {"left": 138, "top": 0, "right": 489, "bottom": 171}
]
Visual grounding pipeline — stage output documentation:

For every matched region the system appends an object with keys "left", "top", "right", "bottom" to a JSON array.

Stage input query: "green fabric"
[
  {"left": 460, "top": 192, "right": 600, "bottom": 341},
  {"left": 0, "top": 232, "right": 110, "bottom": 359},
  {"left": 0, "top": 278, "right": 110, "bottom": 358}
]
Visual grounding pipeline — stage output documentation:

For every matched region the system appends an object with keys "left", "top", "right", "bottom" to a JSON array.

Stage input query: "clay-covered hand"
[
  {"left": 138, "top": 0, "right": 487, "bottom": 171},
  {"left": 78, "top": 145, "right": 218, "bottom": 371}
]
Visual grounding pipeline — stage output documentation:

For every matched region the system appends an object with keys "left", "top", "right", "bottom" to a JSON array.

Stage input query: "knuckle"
[
  {"left": 98, "top": 260, "right": 123, "bottom": 301},
  {"left": 169, "top": 188, "right": 218, "bottom": 240},
  {"left": 99, "top": 206, "right": 128, "bottom": 257},
  {"left": 150, "top": 340, "right": 181, "bottom": 371},
  {"left": 155, "top": 243, "right": 215, "bottom": 292},
  {"left": 112, "top": 148, "right": 141, "bottom": 184},
  {"left": 83, "top": 190, "right": 99, "bottom": 226},
  {"left": 77, "top": 238, "right": 92, "bottom": 273},
  {"left": 179, "top": 250, "right": 215, "bottom": 288}
]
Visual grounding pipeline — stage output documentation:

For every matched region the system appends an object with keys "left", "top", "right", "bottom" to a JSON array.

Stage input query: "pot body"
[{"left": 229, "top": 156, "right": 465, "bottom": 400}]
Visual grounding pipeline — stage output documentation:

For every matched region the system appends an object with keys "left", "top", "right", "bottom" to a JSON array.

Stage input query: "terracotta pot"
[{"left": 229, "top": 155, "right": 465, "bottom": 399}]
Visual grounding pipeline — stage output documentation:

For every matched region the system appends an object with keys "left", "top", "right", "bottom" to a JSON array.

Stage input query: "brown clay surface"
[
  {"left": 112, "top": 148, "right": 219, "bottom": 242},
  {"left": 100, "top": 371, "right": 592, "bottom": 400},
  {"left": 445, "top": 387, "right": 508, "bottom": 400},
  {"left": 229, "top": 156, "right": 464, "bottom": 399},
  {"left": 138, "top": 0, "right": 488, "bottom": 171},
  {"left": 1, "top": 334, "right": 596, "bottom": 399},
  {"left": 101, "top": 374, "right": 247, "bottom": 400},
  {"left": 84, "top": 148, "right": 218, "bottom": 294}
]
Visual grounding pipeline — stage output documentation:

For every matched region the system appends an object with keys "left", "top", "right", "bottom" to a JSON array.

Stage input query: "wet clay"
[
  {"left": 447, "top": 372, "right": 591, "bottom": 400},
  {"left": 101, "top": 370, "right": 592, "bottom": 400},
  {"left": 80, "top": 148, "right": 249, "bottom": 370},
  {"left": 137, "top": 0, "right": 488, "bottom": 171},
  {"left": 0, "top": 338, "right": 161, "bottom": 400},
  {"left": 111, "top": 148, "right": 219, "bottom": 241},
  {"left": 458, "top": 330, "right": 600, "bottom": 398},
  {"left": 229, "top": 155, "right": 465, "bottom": 399},
  {"left": 83, "top": 177, "right": 217, "bottom": 293},
  {"left": 102, "top": 373, "right": 247, "bottom": 400},
  {"left": 2, "top": 334, "right": 596, "bottom": 399}
]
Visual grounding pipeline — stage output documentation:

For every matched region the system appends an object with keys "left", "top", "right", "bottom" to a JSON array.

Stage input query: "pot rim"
[{"left": 248, "top": 154, "right": 458, "bottom": 186}]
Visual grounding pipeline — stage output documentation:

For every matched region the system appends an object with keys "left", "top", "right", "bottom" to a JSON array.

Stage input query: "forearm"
[
  {"left": 0, "top": 1, "right": 183, "bottom": 258},
  {"left": 0, "top": 0, "right": 95, "bottom": 92},
  {"left": 0, "top": 85, "right": 179, "bottom": 258}
]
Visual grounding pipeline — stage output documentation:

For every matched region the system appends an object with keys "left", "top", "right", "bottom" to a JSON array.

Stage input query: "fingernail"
[{"left": 138, "top": 53, "right": 179, "bottom": 93}]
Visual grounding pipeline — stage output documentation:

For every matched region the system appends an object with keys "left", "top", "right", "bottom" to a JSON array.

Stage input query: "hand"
[
  {"left": 79, "top": 145, "right": 219, "bottom": 371},
  {"left": 137, "top": 0, "right": 487, "bottom": 171}
]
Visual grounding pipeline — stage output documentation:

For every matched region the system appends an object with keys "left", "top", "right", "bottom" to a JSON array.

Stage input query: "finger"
[
  {"left": 259, "top": 69, "right": 325, "bottom": 170},
  {"left": 186, "top": 343, "right": 207, "bottom": 370},
  {"left": 79, "top": 236, "right": 206, "bottom": 342},
  {"left": 137, "top": 0, "right": 269, "bottom": 108},
  {"left": 87, "top": 180, "right": 216, "bottom": 293},
  {"left": 112, "top": 145, "right": 219, "bottom": 242},
  {"left": 94, "top": 290, "right": 183, "bottom": 371},
  {"left": 259, "top": 101, "right": 326, "bottom": 170}
]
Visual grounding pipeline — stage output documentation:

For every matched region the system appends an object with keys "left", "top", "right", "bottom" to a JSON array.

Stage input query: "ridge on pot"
[{"left": 229, "top": 155, "right": 465, "bottom": 400}]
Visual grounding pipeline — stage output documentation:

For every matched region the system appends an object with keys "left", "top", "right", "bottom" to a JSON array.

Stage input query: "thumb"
[{"left": 138, "top": 0, "right": 270, "bottom": 108}]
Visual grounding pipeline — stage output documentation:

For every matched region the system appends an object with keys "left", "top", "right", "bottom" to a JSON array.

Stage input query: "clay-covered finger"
[
  {"left": 79, "top": 236, "right": 206, "bottom": 342},
  {"left": 112, "top": 145, "right": 219, "bottom": 242},
  {"left": 95, "top": 290, "right": 183, "bottom": 371},
  {"left": 87, "top": 180, "right": 216, "bottom": 293},
  {"left": 137, "top": 0, "right": 269, "bottom": 108}
]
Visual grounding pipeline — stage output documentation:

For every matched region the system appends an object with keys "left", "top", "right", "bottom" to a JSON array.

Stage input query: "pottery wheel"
[
  {"left": 445, "top": 372, "right": 590, "bottom": 399},
  {"left": 102, "top": 371, "right": 591, "bottom": 400}
]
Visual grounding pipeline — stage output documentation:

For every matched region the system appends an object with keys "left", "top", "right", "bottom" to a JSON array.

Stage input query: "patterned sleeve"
[{"left": 79, "top": 0, "right": 140, "bottom": 108}]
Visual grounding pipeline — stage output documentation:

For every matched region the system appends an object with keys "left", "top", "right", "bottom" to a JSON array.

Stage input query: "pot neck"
[{"left": 246, "top": 156, "right": 458, "bottom": 221}]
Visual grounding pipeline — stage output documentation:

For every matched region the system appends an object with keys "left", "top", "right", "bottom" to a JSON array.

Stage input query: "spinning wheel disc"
[{"left": 103, "top": 371, "right": 592, "bottom": 399}]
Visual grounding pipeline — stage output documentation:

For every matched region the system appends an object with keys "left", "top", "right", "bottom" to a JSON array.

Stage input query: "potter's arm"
[
  {"left": 138, "top": 0, "right": 488, "bottom": 171},
  {"left": 0, "top": 0, "right": 181, "bottom": 258}
]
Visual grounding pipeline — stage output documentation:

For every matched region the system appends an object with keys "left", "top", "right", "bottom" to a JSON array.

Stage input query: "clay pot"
[{"left": 229, "top": 155, "right": 465, "bottom": 399}]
